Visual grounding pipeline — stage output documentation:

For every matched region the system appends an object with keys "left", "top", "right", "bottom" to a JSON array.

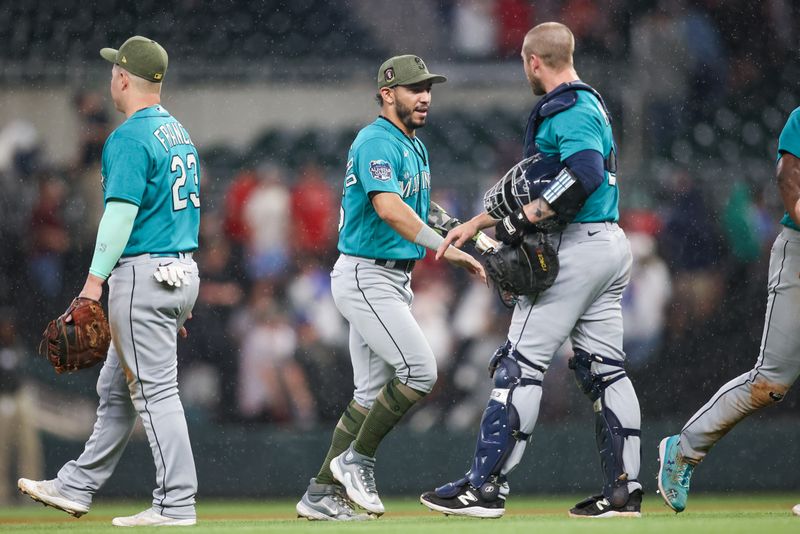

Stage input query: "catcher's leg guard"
[
  {"left": 436, "top": 346, "right": 542, "bottom": 500},
  {"left": 569, "top": 348, "right": 640, "bottom": 507}
]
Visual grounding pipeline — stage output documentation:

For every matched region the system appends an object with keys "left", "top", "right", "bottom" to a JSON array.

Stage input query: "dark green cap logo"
[
  {"left": 377, "top": 54, "right": 446, "bottom": 89},
  {"left": 100, "top": 36, "right": 168, "bottom": 83}
]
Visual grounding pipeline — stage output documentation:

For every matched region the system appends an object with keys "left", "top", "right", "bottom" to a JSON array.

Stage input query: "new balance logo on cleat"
[
  {"left": 457, "top": 490, "right": 479, "bottom": 506},
  {"left": 420, "top": 482, "right": 505, "bottom": 519},
  {"left": 568, "top": 489, "right": 642, "bottom": 518}
]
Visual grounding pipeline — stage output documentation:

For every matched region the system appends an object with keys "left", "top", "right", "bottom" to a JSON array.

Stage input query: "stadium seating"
[{"left": 1, "top": 0, "right": 382, "bottom": 62}]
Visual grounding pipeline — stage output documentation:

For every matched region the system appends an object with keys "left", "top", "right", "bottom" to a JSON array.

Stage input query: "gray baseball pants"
[
  {"left": 680, "top": 227, "right": 800, "bottom": 460},
  {"left": 55, "top": 254, "right": 199, "bottom": 519},
  {"left": 330, "top": 254, "right": 437, "bottom": 409},
  {"left": 500, "top": 222, "right": 642, "bottom": 492}
]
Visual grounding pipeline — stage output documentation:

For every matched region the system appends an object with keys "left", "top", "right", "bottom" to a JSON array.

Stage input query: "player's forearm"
[
  {"left": 373, "top": 192, "right": 441, "bottom": 248},
  {"left": 777, "top": 153, "right": 800, "bottom": 226},
  {"left": 522, "top": 198, "right": 556, "bottom": 224},
  {"left": 471, "top": 211, "right": 499, "bottom": 230},
  {"left": 88, "top": 200, "right": 139, "bottom": 280}
]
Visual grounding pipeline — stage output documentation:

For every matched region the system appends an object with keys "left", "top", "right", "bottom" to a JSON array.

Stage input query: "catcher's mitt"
[
  {"left": 39, "top": 297, "right": 111, "bottom": 374},
  {"left": 484, "top": 234, "right": 559, "bottom": 304}
]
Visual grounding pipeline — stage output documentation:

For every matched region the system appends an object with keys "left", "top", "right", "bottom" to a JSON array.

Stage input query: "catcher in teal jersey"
[
  {"left": 296, "top": 54, "right": 485, "bottom": 521},
  {"left": 421, "top": 22, "right": 642, "bottom": 519}
]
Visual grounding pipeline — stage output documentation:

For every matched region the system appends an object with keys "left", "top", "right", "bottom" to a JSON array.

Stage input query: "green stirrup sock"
[
  {"left": 315, "top": 400, "right": 368, "bottom": 485},
  {"left": 353, "top": 378, "right": 426, "bottom": 458}
]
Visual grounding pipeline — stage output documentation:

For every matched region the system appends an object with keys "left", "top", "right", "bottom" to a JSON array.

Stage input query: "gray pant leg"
[
  {"left": 499, "top": 383, "right": 543, "bottom": 478},
  {"left": 331, "top": 256, "right": 437, "bottom": 400},
  {"left": 571, "top": 232, "right": 641, "bottom": 491},
  {"left": 681, "top": 231, "right": 800, "bottom": 461},
  {"left": 509, "top": 225, "right": 630, "bottom": 368},
  {"left": 602, "top": 377, "right": 642, "bottom": 492},
  {"left": 505, "top": 225, "right": 641, "bottom": 491},
  {"left": 56, "top": 346, "right": 137, "bottom": 506},
  {"left": 110, "top": 257, "right": 199, "bottom": 519},
  {"left": 347, "top": 325, "right": 395, "bottom": 409}
]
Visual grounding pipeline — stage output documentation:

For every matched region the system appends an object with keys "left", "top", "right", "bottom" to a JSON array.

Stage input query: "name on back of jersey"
[{"left": 153, "top": 121, "right": 195, "bottom": 152}]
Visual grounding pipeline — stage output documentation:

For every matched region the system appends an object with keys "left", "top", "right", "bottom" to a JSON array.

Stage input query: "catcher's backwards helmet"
[{"left": 484, "top": 153, "right": 564, "bottom": 220}]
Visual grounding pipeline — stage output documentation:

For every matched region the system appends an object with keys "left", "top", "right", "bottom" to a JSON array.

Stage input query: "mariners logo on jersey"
[{"left": 338, "top": 117, "right": 431, "bottom": 260}]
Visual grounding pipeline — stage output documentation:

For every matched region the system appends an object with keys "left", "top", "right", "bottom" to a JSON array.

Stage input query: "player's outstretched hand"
[
  {"left": 443, "top": 246, "right": 487, "bottom": 284},
  {"left": 436, "top": 220, "right": 479, "bottom": 259}
]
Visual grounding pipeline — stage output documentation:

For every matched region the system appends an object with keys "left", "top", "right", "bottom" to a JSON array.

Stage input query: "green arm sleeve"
[{"left": 88, "top": 200, "right": 139, "bottom": 280}]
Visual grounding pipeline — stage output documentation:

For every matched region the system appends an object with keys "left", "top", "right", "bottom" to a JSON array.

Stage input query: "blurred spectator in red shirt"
[
  {"left": 223, "top": 169, "right": 260, "bottom": 245},
  {"left": 495, "top": 0, "right": 534, "bottom": 58},
  {"left": 290, "top": 162, "right": 336, "bottom": 258}
]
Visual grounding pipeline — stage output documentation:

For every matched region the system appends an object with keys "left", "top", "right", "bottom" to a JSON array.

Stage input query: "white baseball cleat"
[
  {"left": 296, "top": 477, "right": 373, "bottom": 521},
  {"left": 330, "top": 443, "right": 385, "bottom": 515},
  {"left": 18, "top": 478, "right": 89, "bottom": 518},
  {"left": 792, "top": 503, "right": 800, "bottom": 517},
  {"left": 111, "top": 508, "right": 196, "bottom": 527}
]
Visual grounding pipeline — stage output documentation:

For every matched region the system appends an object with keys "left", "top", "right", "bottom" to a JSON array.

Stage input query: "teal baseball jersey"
[
  {"left": 536, "top": 91, "right": 618, "bottom": 223},
  {"left": 101, "top": 105, "right": 200, "bottom": 256},
  {"left": 337, "top": 116, "right": 431, "bottom": 260},
  {"left": 778, "top": 107, "right": 800, "bottom": 231}
]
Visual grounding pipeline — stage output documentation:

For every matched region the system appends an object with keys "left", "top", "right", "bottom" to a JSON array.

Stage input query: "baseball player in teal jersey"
[
  {"left": 18, "top": 36, "right": 201, "bottom": 527},
  {"left": 296, "top": 55, "right": 485, "bottom": 521},
  {"left": 658, "top": 108, "right": 800, "bottom": 516},
  {"left": 420, "top": 23, "right": 643, "bottom": 519}
]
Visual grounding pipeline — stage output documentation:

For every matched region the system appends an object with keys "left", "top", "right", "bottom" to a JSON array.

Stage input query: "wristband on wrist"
[{"left": 415, "top": 224, "right": 446, "bottom": 250}]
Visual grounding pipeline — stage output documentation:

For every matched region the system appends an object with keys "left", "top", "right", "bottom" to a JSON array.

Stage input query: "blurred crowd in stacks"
[{"left": 0, "top": 4, "right": 798, "bottom": 493}]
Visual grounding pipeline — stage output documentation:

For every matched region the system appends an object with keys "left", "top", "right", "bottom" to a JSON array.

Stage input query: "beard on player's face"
[
  {"left": 395, "top": 97, "right": 426, "bottom": 131},
  {"left": 393, "top": 85, "right": 431, "bottom": 132},
  {"left": 529, "top": 72, "right": 546, "bottom": 96}
]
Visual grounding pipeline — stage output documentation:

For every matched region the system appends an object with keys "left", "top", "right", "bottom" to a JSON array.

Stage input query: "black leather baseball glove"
[{"left": 484, "top": 234, "right": 559, "bottom": 301}]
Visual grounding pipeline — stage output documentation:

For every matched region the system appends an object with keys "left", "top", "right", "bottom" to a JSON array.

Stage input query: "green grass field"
[{"left": 1, "top": 494, "right": 798, "bottom": 533}]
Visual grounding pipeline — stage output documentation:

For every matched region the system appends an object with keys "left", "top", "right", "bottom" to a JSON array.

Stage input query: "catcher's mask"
[{"left": 483, "top": 153, "right": 565, "bottom": 220}]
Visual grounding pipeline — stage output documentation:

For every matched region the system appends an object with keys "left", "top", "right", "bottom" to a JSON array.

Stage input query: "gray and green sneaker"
[
  {"left": 296, "top": 478, "right": 372, "bottom": 521},
  {"left": 330, "top": 443, "right": 385, "bottom": 515},
  {"left": 657, "top": 435, "right": 695, "bottom": 513}
]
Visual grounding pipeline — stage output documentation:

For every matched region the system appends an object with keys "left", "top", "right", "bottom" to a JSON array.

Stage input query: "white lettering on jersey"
[{"left": 153, "top": 122, "right": 195, "bottom": 152}]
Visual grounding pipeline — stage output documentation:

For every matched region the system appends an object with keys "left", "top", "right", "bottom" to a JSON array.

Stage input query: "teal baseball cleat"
[{"left": 657, "top": 435, "right": 695, "bottom": 513}]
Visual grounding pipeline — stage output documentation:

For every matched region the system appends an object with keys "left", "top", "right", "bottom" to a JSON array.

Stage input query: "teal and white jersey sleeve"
[
  {"left": 536, "top": 91, "right": 619, "bottom": 223},
  {"left": 337, "top": 117, "right": 431, "bottom": 260},
  {"left": 778, "top": 107, "right": 800, "bottom": 231},
  {"left": 101, "top": 105, "right": 200, "bottom": 256}
]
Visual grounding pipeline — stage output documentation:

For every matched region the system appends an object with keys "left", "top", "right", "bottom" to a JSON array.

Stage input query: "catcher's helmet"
[{"left": 484, "top": 153, "right": 564, "bottom": 220}]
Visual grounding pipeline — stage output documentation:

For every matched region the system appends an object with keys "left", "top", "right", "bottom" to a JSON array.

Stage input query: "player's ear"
[
  {"left": 380, "top": 87, "right": 394, "bottom": 106},
  {"left": 118, "top": 68, "right": 130, "bottom": 91},
  {"left": 530, "top": 54, "right": 541, "bottom": 72}
]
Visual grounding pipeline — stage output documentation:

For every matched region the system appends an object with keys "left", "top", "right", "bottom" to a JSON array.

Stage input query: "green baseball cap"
[
  {"left": 377, "top": 55, "right": 446, "bottom": 89},
  {"left": 100, "top": 36, "right": 168, "bottom": 83}
]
